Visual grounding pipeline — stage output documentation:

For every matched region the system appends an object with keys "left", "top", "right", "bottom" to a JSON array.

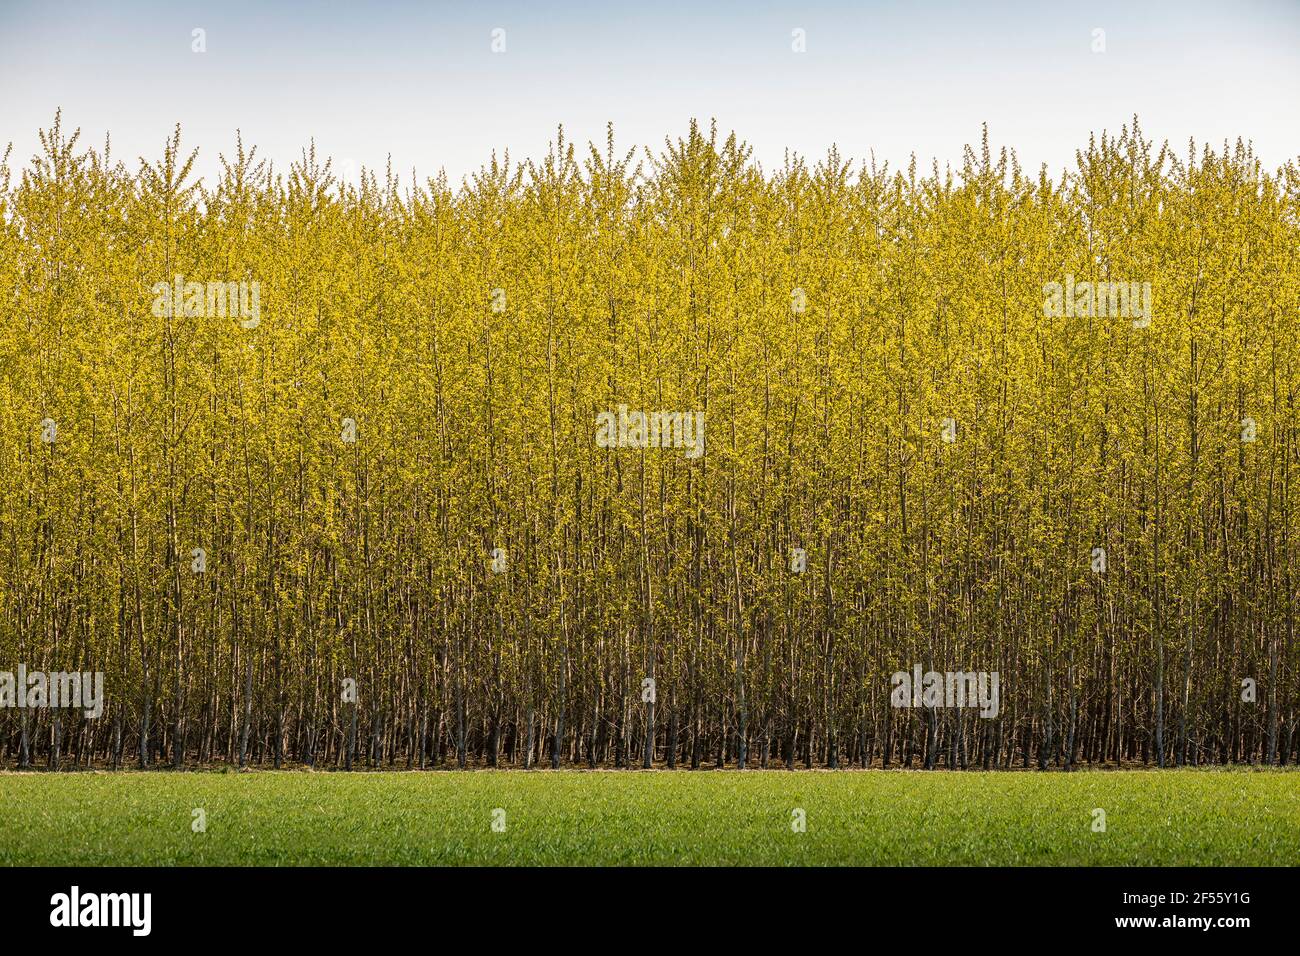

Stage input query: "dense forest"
[{"left": 1, "top": 114, "right": 1298, "bottom": 771}]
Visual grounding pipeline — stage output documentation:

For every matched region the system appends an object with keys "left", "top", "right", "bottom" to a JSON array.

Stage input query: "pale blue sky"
[{"left": 1, "top": 0, "right": 1297, "bottom": 185}]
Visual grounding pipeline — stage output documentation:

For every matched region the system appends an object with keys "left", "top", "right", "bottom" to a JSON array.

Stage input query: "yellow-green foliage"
[{"left": 0, "top": 115, "right": 1297, "bottom": 770}]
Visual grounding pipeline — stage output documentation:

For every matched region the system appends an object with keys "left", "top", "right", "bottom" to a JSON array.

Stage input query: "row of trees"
[{"left": 1, "top": 114, "right": 1298, "bottom": 770}]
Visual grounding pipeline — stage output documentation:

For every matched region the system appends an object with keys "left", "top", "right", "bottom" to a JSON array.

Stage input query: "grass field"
[{"left": 1, "top": 768, "right": 1296, "bottom": 866}]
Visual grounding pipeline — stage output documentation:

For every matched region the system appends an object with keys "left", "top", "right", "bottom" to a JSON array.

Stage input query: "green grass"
[{"left": 1, "top": 768, "right": 1296, "bottom": 866}]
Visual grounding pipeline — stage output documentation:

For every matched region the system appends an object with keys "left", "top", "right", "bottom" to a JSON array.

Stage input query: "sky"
[{"left": 1, "top": 0, "right": 1297, "bottom": 187}]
